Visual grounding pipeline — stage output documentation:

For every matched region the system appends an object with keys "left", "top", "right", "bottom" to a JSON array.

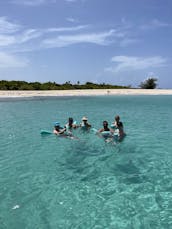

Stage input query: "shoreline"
[{"left": 0, "top": 89, "right": 172, "bottom": 98}]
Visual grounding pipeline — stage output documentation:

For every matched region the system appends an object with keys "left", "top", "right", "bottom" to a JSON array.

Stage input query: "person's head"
[
  {"left": 82, "top": 116, "right": 88, "bottom": 123},
  {"left": 115, "top": 115, "right": 120, "bottom": 122},
  {"left": 54, "top": 122, "right": 60, "bottom": 130},
  {"left": 103, "top": 120, "right": 108, "bottom": 127},
  {"left": 68, "top": 117, "right": 73, "bottom": 126}
]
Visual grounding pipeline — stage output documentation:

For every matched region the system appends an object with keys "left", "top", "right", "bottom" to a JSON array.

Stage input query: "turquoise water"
[{"left": 0, "top": 95, "right": 172, "bottom": 229}]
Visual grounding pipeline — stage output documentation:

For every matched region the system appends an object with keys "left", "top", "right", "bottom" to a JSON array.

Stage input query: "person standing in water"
[
  {"left": 80, "top": 116, "right": 91, "bottom": 131},
  {"left": 111, "top": 115, "right": 126, "bottom": 140},
  {"left": 98, "top": 120, "right": 114, "bottom": 142},
  {"left": 98, "top": 120, "right": 111, "bottom": 132},
  {"left": 65, "top": 117, "right": 77, "bottom": 130}
]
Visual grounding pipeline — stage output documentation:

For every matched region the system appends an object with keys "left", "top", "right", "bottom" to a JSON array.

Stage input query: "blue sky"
[{"left": 0, "top": 0, "right": 172, "bottom": 88}]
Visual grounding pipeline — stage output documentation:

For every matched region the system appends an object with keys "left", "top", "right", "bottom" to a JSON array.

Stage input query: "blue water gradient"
[{"left": 0, "top": 95, "right": 172, "bottom": 228}]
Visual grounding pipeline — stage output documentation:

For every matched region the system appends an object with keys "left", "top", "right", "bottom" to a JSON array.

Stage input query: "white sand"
[{"left": 0, "top": 89, "right": 172, "bottom": 98}]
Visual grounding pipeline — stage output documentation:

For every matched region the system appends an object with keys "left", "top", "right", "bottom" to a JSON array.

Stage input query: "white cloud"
[
  {"left": 46, "top": 25, "right": 87, "bottom": 33},
  {"left": 0, "top": 52, "right": 28, "bottom": 68},
  {"left": 19, "top": 29, "right": 42, "bottom": 43},
  {"left": 66, "top": 17, "right": 78, "bottom": 23},
  {"left": 0, "top": 16, "right": 135, "bottom": 53},
  {"left": 0, "top": 21, "right": 89, "bottom": 51},
  {"left": 140, "top": 19, "right": 171, "bottom": 30},
  {"left": 0, "top": 35, "right": 16, "bottom": 46},
  {"left": 106, "top": 56, "right": 167, "bottom": 72},
  {"left": 42, "top": 29, "right": 115, "bottom": 48},
  {"left": 0, "top": 29, "right": 42, "bottom": 48},
  {"left": 0, "top": 17, "right": 131, "bottom": 52},
  {"left": 0, "top": 17, "right": 21, "bottom": 34}
]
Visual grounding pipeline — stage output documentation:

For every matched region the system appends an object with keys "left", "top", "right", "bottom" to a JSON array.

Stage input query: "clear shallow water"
[{"left": 0, "top": 95, "right": 172, "bottom": 229}]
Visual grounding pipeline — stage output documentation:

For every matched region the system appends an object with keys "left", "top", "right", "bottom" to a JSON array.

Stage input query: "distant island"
[
  {"left": 0, "top": 78, "right": 159, "bottom": 90},
  {"left": 0, "top": 80, "right": 130, "bottom": 90}
]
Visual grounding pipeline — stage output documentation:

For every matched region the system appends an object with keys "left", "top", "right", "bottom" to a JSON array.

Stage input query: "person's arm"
[
  {"left": 110, "top": 128, "right": 115, "bottom": 134},
  {"left": 87, "top": 123, "right": 91, "bottom": 128},
  {"left": 96, "top": 128, "right": 105, "bottom": 138},
  {"left": 98, "top": 128, "right": 104, "bottom": 133},
  {"left": 53, "top": 129, "right": 60, "bottom": 135},
  {"left": 59, "top": 127, "right": 66, "bottom": 134},
  {"left": 114, "top": 121, "right": 118, "bottom": 128}
]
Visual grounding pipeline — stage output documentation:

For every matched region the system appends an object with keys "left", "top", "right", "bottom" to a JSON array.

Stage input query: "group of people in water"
[{"left": 53, "top": 115, "right": 126, "bottom": 142}]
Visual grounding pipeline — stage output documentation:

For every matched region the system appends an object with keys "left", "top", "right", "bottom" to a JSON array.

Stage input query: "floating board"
[
  {"left": 40, "top": 130, "right": 53, "bottom": 135},
  {"left": 91, "top": 128, "right": 98, "bottom": 133},
  {"left": 101, "top": 131, "right": 113, "bottom": 137},
  {"left": 91, "top": 128, "right": 113, "bottom": 136},
  {"left": 91, "top": 128, "right": 121, "bottom": 140},
  {"left": 40, "top": 129, "right": 74, "bottom": 138}
]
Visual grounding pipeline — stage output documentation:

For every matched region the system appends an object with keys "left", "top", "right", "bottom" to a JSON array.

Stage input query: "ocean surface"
[{"left": 0, "top": 95, "right": 172, "bottom": 229}]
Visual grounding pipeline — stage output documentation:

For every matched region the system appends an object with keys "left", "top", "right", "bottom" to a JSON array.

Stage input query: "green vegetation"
[
  {"left": 139, "top": 78, "right": 158, "bottom": 89},
  {"left": 0, "top": 80, "right": 130, "bottom": 90}
]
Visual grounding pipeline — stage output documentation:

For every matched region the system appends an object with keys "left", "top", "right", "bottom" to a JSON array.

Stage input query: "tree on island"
[
  {"left": 0, "top": 80, "right": 130, "bottom": 90},
  {"left": 139, "top": 78, "right": 158, "bottom": 89}
]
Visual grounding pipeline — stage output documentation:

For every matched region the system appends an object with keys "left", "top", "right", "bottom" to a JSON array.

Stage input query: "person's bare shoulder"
[{"left": 98, "top": 128, "right": 104, "bottom": 132}]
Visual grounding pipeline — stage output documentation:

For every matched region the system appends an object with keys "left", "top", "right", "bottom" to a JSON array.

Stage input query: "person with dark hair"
[
  {"left": 98, "top": 120, "right": 110, "bottom": 132},
  {"left": 97, "top": 120, "right": 114, "bottom": 142},
  {"left": 65, "top": 117, "right": 77, "bottom": 131},
  {"left": 111, "top": 115, "right": 126, "bottom": 140}
]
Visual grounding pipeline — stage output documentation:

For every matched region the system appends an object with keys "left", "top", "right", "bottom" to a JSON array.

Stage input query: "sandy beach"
[{"left": 0, "top": 89, "right": 172, "bottom": 98}]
